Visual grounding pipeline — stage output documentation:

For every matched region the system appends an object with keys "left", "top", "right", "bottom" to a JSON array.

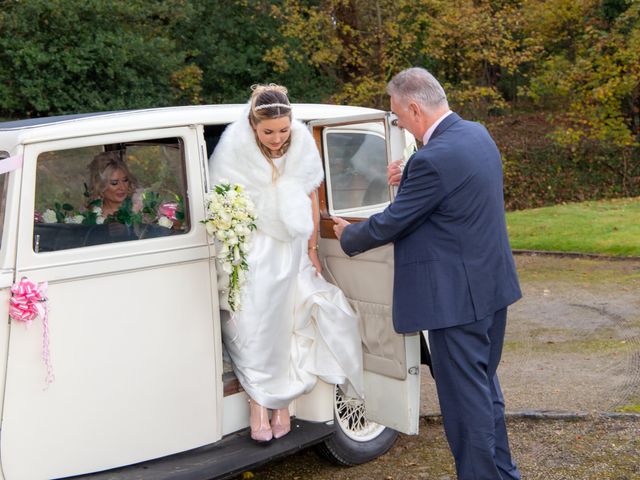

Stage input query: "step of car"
[{"left": 69, "top": 419, "right": 335, "bottom": 480}]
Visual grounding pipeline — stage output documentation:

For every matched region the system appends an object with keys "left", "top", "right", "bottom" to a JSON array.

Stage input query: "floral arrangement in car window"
[
  {"left": 36, "top": 188, "right": 185, "bottom": 229},
  {"left": 202, "top": 180, "right": 257, "bottom": 312}
]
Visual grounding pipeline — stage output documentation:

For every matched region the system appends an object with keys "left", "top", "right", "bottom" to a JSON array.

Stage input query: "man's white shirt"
[{"left": 422, "top": 110, "right": 453, "bottom": 146}]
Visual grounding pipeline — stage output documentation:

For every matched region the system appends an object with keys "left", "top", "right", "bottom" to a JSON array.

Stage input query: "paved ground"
[
  {"left": 422, "top": 254, "right": 640, "bottom": 415},
  {"left": 233, "top": 254, "right": 640, "bottom": 479}
]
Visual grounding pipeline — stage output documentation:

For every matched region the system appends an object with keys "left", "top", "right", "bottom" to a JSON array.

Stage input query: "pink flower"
[
  {"left": 158, "top": 202, "right": 179, "bottom": 221},
  {"left": 34, "top": 210, "right": 44, "bottom": 223}
]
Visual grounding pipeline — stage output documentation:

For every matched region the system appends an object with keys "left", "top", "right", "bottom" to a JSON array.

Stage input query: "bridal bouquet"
[{"left": 202, "top": 181, "right": 257, "bottom": 312}]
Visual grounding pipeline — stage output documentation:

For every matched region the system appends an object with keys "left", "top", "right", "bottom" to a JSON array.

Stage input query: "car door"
[
  {"left": 0, "top": 127, "right": 222, "bottom": 480},
  {"left": 308, "top": 113, "right": 420, "bottom": 435}
]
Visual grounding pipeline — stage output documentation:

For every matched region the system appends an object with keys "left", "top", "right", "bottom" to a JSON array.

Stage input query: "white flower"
[
  {"left": 96, "top": 215, "right": 105, "bottom": 225},
  {"left": 227, "top": 235, "right": 239, "bottom": 246},
  {"left": 42, "top": 209, "right": 57, "bottom": 223},
  {"left": 221, "top": 261, "right": 233, "bottom": 274},
  {"left": 92, "top": 206, "right": 102, "bottom": 216},
  {"left": 202, "top": 181, "right": 257, "bottom": 312},
  {"left": 158, "top": 216, "right": 174, "bottom": 229},
  {"left": 64, "top": 214, "right": 84, "bottom": 224},
  {"left": 218, "top": 243, "right": 229, "bottom": 256}
]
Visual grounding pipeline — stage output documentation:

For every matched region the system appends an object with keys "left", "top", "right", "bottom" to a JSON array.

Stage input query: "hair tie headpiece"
[{"left": 254, "top": 103, "right": 291, "bottom": 111}]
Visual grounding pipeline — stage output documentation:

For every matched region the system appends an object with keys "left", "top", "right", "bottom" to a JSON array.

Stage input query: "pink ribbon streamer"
[
  {"left": 0, "top": 154, "right": 23, "bottom": 175},
  {"left": 10, "top": 277, "right": 54, "bottom": 385}
]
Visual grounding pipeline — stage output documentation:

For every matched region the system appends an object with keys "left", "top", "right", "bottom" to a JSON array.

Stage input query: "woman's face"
[
  {"left": 102, "top": 168, "right": 130, "bottom": 206},
  {"left": 254, "top": 116, "right": 291, "bottom": 153}
]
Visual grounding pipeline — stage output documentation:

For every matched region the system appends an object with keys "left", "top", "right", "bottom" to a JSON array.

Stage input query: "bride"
[{"left": 209, "top": 84, "right": 364, "bottom": 442}]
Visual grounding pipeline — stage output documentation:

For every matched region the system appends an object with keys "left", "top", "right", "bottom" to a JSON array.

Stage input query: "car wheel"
[{"left": 315, "top": 385, "right": 399, "bottom": 466}]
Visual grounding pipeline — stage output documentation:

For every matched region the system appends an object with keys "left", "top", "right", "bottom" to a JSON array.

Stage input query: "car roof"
[{"left": 0, "top": 103, "right": 382, "bottom": 150}]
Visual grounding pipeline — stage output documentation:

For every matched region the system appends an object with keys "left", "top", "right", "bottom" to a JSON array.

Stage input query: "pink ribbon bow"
[{"left": 10, "top": 277, "right": 54, "bottom": 385}]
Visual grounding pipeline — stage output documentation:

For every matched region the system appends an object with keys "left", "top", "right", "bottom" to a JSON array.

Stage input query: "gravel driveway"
[{"left": 235, "top": 254, "right": 640, "bottom": 479}]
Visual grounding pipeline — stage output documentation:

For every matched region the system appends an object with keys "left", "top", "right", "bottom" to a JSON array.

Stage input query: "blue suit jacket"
[{"left": 340, "top": 113, "right": 521, "bottom": 333}]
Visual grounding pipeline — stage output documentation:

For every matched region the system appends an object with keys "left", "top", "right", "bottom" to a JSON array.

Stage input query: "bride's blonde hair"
[{"left": 249, "top": 84, "right": 292, "bottom": 181}]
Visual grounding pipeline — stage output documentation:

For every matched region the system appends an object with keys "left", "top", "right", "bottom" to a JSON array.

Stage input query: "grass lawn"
[{"left": 506, "top": 197, "right": 640, "bottom": 257}]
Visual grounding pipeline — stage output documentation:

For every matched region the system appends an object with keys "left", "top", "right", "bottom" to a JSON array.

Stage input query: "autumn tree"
[
  {"left": 268, "top": 0, "right": 541, "bottom": 115},
  {"left": 524, "top": 0, "right": 639, "bottom": 195}
]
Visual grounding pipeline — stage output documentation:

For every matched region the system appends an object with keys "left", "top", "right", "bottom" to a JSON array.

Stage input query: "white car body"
[{"left": 0, "top": 104, "right": 421, "bottom": 480}]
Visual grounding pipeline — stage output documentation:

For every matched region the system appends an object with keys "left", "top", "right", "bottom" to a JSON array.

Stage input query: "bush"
[
  {"left": 488, "top": 114, "right": 640, "bottom": 211},
  {"left": 0, "top": 0, "right": 193, "bottom": 117}
]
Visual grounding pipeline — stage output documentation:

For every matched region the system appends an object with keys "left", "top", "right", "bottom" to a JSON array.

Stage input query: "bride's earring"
[{"left": 271, "top": 406, "right": 291, "bottom": 439}]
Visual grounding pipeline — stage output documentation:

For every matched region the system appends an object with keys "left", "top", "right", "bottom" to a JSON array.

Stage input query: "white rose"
[
  {"left": 227, "top": 235, "right": 239, "bottom": 246},
  {"left": 64, "top": 214, "right": 84, "bottom": 224},
  {"left": 92, "top": 206, "right": 102, "bottom": 216},
  {"left": 158, "top": 216, "right": 174, "bottom": 229},
  {"left": 221, "top": 261, "right": 233, "bottom": 274},
  {"left": 205, "top": 222, "right": 216, "bottom": 236},
  {"left": 96, "top": 215, "right": 105, "bottom": 225},
  {"left": 42, "top": 209, "right": 57, "bottom": 223},
  {"left": 215, "top": 230, "right": 226, "bottom": 241}
]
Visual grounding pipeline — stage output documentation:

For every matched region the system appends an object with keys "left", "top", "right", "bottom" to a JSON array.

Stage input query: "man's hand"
[
  {"left": 387, "top": 159, "right": 404, "bottom": 186},
  {"left": 332, "top": 216, "right": 350, "bottom": 240}
]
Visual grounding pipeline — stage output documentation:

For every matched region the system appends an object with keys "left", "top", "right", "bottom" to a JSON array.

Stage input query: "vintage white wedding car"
[{"left": 0, "top": 103, "right": 425, "bottom": 479}]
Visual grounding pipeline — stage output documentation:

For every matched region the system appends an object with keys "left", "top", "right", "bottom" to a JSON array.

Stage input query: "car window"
[
  {"left": 324, "top": 123, "right": 389, "bottom": 215},
  {"left": 33, "top": 138, "right": 190, "bottom": 253}
]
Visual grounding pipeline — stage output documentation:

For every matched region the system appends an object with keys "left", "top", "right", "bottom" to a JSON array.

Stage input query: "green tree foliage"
[
  {"left": 1, "top": 0, "right": 638, "bottom": 206},
  {"left": 268, "top": 0, "right": 433, "bottom": 108},
  {"left": 523, "top": 0, "right": 639, "bottom": 196},
  {"left": 0, "top": 0, "right": 196, "bottom": 116},
  {"left": 269, "top": 0, "right": 541, "bottom": 114},
  {"left": 175, "top": 0, "right": 333, "bottom": 104}
]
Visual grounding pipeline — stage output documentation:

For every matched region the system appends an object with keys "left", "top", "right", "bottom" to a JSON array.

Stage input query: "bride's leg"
[
  {"left": 271, "top": 405, "right": 291, "bottom": 439},
  {"left": 249, "top": 398, "right": 273, "bottom": 442}
]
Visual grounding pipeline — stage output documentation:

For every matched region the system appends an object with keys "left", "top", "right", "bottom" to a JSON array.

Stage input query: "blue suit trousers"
[{"left": 429, "top": 309, "right": 521, "bottom": 480}]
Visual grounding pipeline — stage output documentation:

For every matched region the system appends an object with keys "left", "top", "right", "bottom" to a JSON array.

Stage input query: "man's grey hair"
[{"left": 387, "top": 67, "right": 448, "bottom": 110}]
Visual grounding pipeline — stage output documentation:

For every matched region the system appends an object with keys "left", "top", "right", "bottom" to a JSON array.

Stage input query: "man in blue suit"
[{"left": 333, "top": 67, "right": 522, "bottom": 480}]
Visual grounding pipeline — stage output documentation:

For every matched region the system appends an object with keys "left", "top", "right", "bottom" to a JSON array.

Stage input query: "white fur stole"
[{"left": 209, "top": 106, "right": 324, "bottom": 241}]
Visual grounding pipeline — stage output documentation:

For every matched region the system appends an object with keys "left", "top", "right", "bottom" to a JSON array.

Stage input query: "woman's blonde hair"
[
  {"left": 87, "top": 151, "right": 137, "bottom": 201},
  {"left": 249, "top": 84, "right": 292, "bottom": 181}
]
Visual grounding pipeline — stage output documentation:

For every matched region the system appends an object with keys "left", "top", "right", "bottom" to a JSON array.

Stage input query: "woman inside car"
[{"left": 86, "top": 150, "right": 138, "bottom": 217}]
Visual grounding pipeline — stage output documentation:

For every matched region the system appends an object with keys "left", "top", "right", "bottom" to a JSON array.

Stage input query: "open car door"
[{"left": 308, "top": 112, "right": 420, "bottom": 435}]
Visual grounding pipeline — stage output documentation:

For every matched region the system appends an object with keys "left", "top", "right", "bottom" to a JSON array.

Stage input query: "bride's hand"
[{"left": 308, "top": 248, "right": 322, "bottom": 275}]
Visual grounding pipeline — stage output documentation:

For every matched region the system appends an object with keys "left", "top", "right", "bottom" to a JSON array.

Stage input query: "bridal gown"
[{"left": 220, "top": 158, "right": 364, "bottom": 410}]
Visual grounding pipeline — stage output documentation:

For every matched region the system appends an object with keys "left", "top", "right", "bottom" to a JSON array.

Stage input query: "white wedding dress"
[{"left": 220, "top": 156, "right": 364, "bottom": 409}]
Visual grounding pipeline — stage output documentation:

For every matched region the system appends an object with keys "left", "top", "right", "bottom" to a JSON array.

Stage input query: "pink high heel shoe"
[
  {"left": 271, "top": 407, "right": 291, "bottom": 439},
  {"left": 249, "top": 399, "right": 273, "bottom": 442}
]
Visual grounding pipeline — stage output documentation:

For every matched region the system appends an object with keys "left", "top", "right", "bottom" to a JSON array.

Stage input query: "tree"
[
  {"left": 524, "top": 0, "right": 639, "bottom": 194},
  {"left": 176, "top": 0, "right": 334, "bottom": 105},
  {"left": 0, "top": 0, "right": 196, "bottom": 117},
  {"left": 268, "top": 0, "right": 541, "bottom": 114}
]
